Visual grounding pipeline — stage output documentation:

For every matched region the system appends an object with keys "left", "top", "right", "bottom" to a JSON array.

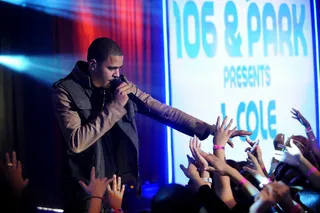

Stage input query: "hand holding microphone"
[{"left": 110, "top": 75, "right": 150, "bottom": 111}]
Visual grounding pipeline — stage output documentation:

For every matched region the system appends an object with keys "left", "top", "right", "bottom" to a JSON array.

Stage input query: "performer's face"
[{"left": 91, "top": 55, "right": 123, "bottom": 88}]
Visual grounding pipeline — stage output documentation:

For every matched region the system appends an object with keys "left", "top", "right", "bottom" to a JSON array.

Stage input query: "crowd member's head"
[
  {"left": 151, "top": 184, "right": 199, "bottom": 213},
  {"left": 273, "top": 133, "right": 285, "bottom": 150},
  {"left": 87, "top": 37, "right": 123, "bottom": 88}
]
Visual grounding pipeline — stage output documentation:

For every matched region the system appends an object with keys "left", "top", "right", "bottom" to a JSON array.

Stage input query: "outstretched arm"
[{"left": 129, "top": 82, "right": 251, "bottom": 143}]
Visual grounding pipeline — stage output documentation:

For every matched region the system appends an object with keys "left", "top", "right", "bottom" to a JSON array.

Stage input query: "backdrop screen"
[{"left": 164, "top": 0, "right": 318, "bottom": 184}]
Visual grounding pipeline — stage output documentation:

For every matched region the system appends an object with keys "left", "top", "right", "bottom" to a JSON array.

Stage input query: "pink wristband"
[
  {"left": 306, "top": 167, "right": 317, "bottom": 177},
  {"left": 235, "top": 177, "right": 248, "bottom": 190},
  {"left": 213, "top": 144, "right": 225, "bottom": 150},
  {"left": 306, "top": 126, "right": 312, "bottom": 133},
  {"left": 239, "top": 177, "right": 248, "bottom": 185}
]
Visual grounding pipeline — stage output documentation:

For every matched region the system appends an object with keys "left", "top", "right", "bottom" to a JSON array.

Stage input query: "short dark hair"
[{"left": 87, "top": 37, "right": 123, "bottom": 63}]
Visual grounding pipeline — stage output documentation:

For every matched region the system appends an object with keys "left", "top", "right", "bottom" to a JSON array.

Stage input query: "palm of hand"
[
  {"left": 284, "top": 142, "right": 301, "bottom": 166},
  {"left": 6, "top": 167, "right": 28, "bottom": 191},
  {"left": 274, "top": 139, "right": 302, "bottom": 166},
  {"left": 189, "top": 136, "right": 208, "bottom": 169},
  {"left": 90, "top": 179, "right": 109, "bottom": 197},
  {"left": 180, "top": 155, "right": 200, "bottom": 180}
]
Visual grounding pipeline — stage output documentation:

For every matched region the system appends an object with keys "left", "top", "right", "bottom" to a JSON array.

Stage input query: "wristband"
[
  {"left": 306, "top": 167, "right": 317, "bottom": 177},
  {"left": 235, "top": 177, "right": 247, "bottom": 190},
  {"left": 213, "top": 144, "right": 225, "bottom": 150},
  {"left": 201, "top": 177, "right": 212, "bottom": 183},
  {"left": 306, "top": 126, "right": 313, "bottom": 133},
  {"left": 90, "top": 196, "right": 103, "bottom": 201}
]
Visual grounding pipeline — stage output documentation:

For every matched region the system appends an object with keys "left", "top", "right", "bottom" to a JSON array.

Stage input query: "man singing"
[{"left": 52, "top": 37, "right": 250, "bottom": 212}]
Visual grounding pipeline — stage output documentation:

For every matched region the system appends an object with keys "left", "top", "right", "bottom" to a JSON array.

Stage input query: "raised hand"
[
  {"left": 273, "top": 139, "right": 302, "bottom": 166},
  {"left": 189, "top": 135, "right": 208, "bottom": 172},
  {"left": 5, "top": 152, "right": 29, "bottom": 194},
  {"left": 200, "top": 151, "right": 230, "bottom": 176},
  {"left": 291, "top": 108, "right": 310, "bottom": 128},
  {"left": 243, "top": 152, "right": 268, "bottom": 185},
  {"left": 79, "top": 167, "right": 114, "bottom": 198},
  {"left": 106, "top": 175, "right": 125, "bottom": 211},
  {"left": 214, "top": 116, "right": 237, "bottom": 147},
  {"left": 180, "top": 155, "right": 201, "bottom": 181},
  {"left": 249, "top": 185, "right": 276, "bottom": 213}
]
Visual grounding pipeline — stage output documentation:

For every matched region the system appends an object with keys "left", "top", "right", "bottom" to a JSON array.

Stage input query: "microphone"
[{"left": 110, "top": 75, "right": 150, "bottom": 113}]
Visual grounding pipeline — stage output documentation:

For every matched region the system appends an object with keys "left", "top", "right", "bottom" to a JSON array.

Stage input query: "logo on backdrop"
[{"left": 172, "top": 1, "right": 308, "bottom": 141}]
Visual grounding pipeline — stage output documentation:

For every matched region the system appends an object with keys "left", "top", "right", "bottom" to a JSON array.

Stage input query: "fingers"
[
  {"left": 187, "top": 155, "right": 196, "bottom": 164},
  {"left": 5, "top": 152, "right": 11, "bottom": 165},
  {"left": 106, "top": 176, "right": 115, "bottom": 185},
  {"left": 247, "top": 152, "right": 259, "bottom": 166},
  {"left": 221, "top": 116, "right": 228, "bottom": 130},
  {"left": 243, "top": 166, "right": 256, "bottom": 175},
  {"left": 215, "top": 116, "right": 221, "bottom": 130},
  {"left": 90, "top": 167, "right": 96, "bottom": 182},
  {"left": 116, "top": 84, "right": 132, "bottom": 95},
  {"left": 244, "top": 147, "right": 251, "bottom": 152},
  {"left": 189, "top": 138, "right": 195, "bottom": 157},
  {"left": 289, "top": 139, "right": 298, "bottom": 150},
  {"left": 194, "top": 147, "right": 204, "bottom": 163},
  {"left": 17, "top": 161, "right": 22, "bottom": 172},
  {"left": 231, "top": 130, "right": 252, "bottom": 138},
  {"left": 204, "top": 166, "right": 216, "bottom": 172},
  {"left": 117, "top": 176, "right": 121, "bottom": 191},
  {"left": 225, "top": 118, "right": 233, "bottom": 131},
  {"left": 116, "top": 82, "right": 128, "bottom": 90},
  {"left": 194, "top": 135, "right": 200, "bottom": 149},
  {"left": 112, "top": 174, "right": 117, "bottom": 191},
  {"left": 245, "top": 137, "right": 255, "bottom": 147},
  {"left": 273, "top": 151, "right": 285, "bottom": 162},
  {"left": 79, "top": 180, "right": 88, "bottom": 191},
  {"left": 200, "top": 151, "right": 218, "bottom": 165},
  {"left": 107, "top": 181, "right": 112, "bottom": 192},
  {"left": 229, "top": 126, "right": 237, "bottom": 136},
  {"left": 179, "top": 164, "right": 188, "bottom": 175},
  {"left": 227, "top": 139, "right": 234, "bottom": 148},
  {"left": 121, "top": 184, "right": 126, "bottom": 194},
  {"left": 12, "top": 152, "right": 17, "bottom": 168}
]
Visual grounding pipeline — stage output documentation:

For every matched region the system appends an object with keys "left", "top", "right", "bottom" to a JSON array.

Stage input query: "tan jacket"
[{"left": 52, "top": 70, "right": 214, "bottom": 154}]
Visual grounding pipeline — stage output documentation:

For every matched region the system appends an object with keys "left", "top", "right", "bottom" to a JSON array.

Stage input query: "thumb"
[
  {"left": 204, "top": 166, "right": 216, "bottom": 172},
  {"left": 227, "top": 139, "right": 234, "bottom": 148},
  {"left": 79, "top": 180, "right": 88, "bottom": 191},
  {"left": 180, "top": 164, "right": 188, "bottom": 174}
]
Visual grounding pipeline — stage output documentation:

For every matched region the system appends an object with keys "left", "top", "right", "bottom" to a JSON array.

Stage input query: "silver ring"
[{"left": 7, "top": 163, "right": 13, "bottom": 167}]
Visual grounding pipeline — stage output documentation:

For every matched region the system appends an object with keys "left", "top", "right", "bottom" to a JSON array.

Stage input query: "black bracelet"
[{"left": 90, "top": 196, "right": 103, "bottom": 200}]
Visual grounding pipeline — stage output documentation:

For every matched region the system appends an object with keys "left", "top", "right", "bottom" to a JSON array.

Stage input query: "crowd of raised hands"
[
  {"left": 1, "top": 108, "right": 320, "bottom": 213},
  {"left": 1, "top": 152, "right": 126, "bottom": 213},
  {"left": 171, "top": 108, "right": 320, "bottom": 213}
]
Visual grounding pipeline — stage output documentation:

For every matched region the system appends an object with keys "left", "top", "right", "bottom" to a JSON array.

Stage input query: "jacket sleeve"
[
  {"left": 128, "top": 82, "right": 214, "bottom": 140},
  {"left": 52, "top": 87, "right": 127, "bottom": 153}
]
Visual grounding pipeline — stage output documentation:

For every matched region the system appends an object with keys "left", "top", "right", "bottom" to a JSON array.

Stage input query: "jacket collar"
[{"left": 72, "top": 61, "right": 93, "bottom": 89}]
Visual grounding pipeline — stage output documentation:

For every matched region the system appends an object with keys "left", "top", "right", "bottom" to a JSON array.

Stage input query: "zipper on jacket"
[{"left": 101, "top": 88, "right": 106, "bottom": 111}]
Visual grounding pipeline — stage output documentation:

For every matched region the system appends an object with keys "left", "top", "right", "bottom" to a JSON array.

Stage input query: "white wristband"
[{"left": 202, "top": 177, "right": 212, "bottom": 183}]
